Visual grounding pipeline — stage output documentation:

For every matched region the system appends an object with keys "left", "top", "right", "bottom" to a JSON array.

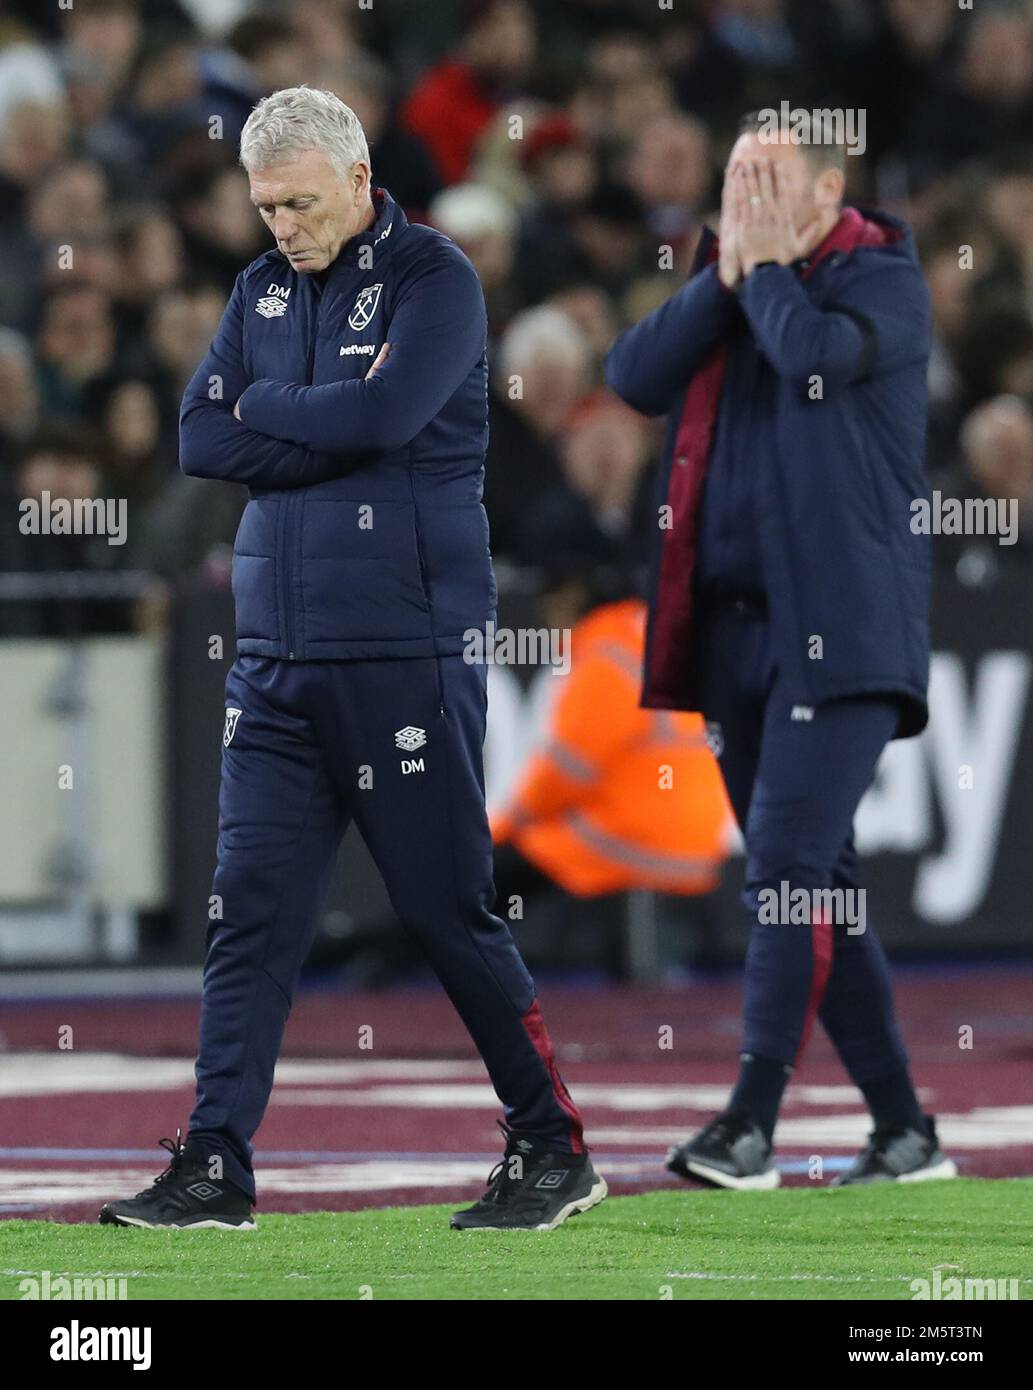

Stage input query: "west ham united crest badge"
[
  {"left": 223, "top": 707, "right": 242, "bottom": 747},
  {"left": 348, "top": 283, "right": 384, "bottom": 331}
]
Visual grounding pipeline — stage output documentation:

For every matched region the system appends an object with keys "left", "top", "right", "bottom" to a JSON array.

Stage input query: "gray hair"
[
  {"left": 0, "top": 326, "right": 33, "bottom": 366},
  {"left": 239, "top": 86, "right": 370, "bottom": 180},
  {"left": 497, "top": 306, "right": 590, "bottom": 381},
  {"left": 961, "top": 394, "right": 1033, "bottom": 457},
  {"left": 429, "top": 183, "right": 518, "bottom": 242}
]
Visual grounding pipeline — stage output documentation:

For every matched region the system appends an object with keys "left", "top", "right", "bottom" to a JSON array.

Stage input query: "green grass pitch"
[{"left": 2, "top": 1179, "right": 1031, "bottom": 1300}]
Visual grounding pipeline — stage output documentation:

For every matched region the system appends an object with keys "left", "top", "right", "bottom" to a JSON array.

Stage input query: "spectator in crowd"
[
  {"left": 918, "top": 211, "right": 1015, "bottom": 468},
  {"left": 0, "top": 25, "right": 65, "bottom": 134},
  {"left": 909, "top": 8, "right": 1033, "bottom": 180},
  {"left": 514, "top": 114, "right": 599, "bottom": 304},
  {"left": 141, "top": 283, "right": 224, "bottom": 441},
  {"left": 28, "top": 159, "right": 111, "bottom": 249},
  {"left": 670, "top": 0, "right": 805, "bottom": 132},
  {"left": 984, "top": 154, "right": 1033, "bottom": 315},
  {"left": 0, "top": 98, "right": 70, "bottom": 233},
  {"left": 0, "top": 328, "right": 39, "bottom": 471},
  {"left": 171, "top": 165, "right": 265, "bottom": 293},
  {"left": 59, "top": 0, "right": 143, "bottom": 177},
  {"left": 955, "top": 307, "right": 1033, "bottom": 411},
  {"left": 288, "top": 0, "right": 362, "bottom": 67},
  {"left": 88, "top": 377, "right": 172, "bottom": 507},
  {"left": 320, "top": 52, "right": 442, "bottom": 220},
  {"left": 429, "top": 181, "right": 520, "bottom": 338},
  {"left": 485, "top": 305, "right": 592, "bottom": 558},
  {"left": 516, "top": 399, "right": 655, "bottom": 576},
  {"left": 118, "top": 28, "right": 209, "bottom": 169},
  {"left": 202, "top": 13, "right": 308, "bottom": 144},
  {"left": 35, "top": 284, "right": 118, "bottom": 421},
  {"left": 568, "top": 181, "right": 650, "bottom": 302},
  {"left": 547, "top": 283, "right": 618, "bottom": 379},
  {"left": 401, "top": 0, "right": 537, "bottom": 184},
  {"left": 845, "top": 0, "right": 961, "bottom": 172},
  {"left": 111, "top": 206, "right": 187, "bottom": 336},
  {"left": 0, "top": 159, "right": 117, "bottom": 333},
  {"left": 625, "top": 113, "right": 711, "bottom": 265},
  {"left": 59, "top": 0, "right": 143, "bottom": 97},
  {"left": 607, "top": 65, "right": 676, "bottom": 149},
  {"left": 935, "top": 395, "right": 1033, "bottom": 575},
  {"left": 0, "top": 425, "right": 132, "bottom": 637}
]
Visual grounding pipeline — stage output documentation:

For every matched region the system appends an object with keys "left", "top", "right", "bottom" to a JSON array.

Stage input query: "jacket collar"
[
  {"left": 327, "top": 185, "right": 406, "bottom": 280},
  {"left": 799, "top": 205, "right": 900, "bottom": 277}
]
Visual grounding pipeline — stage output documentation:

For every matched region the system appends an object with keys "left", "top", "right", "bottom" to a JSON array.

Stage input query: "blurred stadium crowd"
[{"left": 1, "top": 0, "right": 1032, "bottom": 628}]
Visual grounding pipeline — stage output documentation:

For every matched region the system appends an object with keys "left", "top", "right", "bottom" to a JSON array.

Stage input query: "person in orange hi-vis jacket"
[{"left": 491, "top": 594, "right": 732, "bottom": 900}]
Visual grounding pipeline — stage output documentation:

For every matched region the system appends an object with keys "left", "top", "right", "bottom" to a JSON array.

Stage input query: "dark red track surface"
[{"left": 1, "top": 967, "right": 1030, "bottom": 1223}]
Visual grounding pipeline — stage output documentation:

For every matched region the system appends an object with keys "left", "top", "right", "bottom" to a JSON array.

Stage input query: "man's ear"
[
  {"left": 817, "top": 167, "right": 845, "bottom": 210},
  {"left": 352, "top": 161, "right": 371, "bottom": 201}
]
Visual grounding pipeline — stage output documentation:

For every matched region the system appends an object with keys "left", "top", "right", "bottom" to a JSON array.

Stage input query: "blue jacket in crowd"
[
  {"left": 179, "top": 187, "right": 496, "bottom": 660},
  {"left": 604, "top": 207, "right": 933, "bottom": 737}
]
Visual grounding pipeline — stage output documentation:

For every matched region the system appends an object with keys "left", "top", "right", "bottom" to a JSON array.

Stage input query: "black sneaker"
[
  {"left": 831, "top": 1116, "right": 958, "bottom": 1187},
  {"left": 666, "top": 1110, "right": 780, "bottom": 1190},
  {"left": 99, "top": 1133, "right": 256, "bottom": 1230},
  {"left": 451, "top": 1124, "right": 607, "bottom": 1231}
]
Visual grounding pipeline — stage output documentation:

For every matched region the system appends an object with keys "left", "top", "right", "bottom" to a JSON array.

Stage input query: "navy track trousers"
[
  {"left": 696, "top": 593, "right": 911, "bottom": 1085},
  {"left": 188, "top": 653, "right": 583, "bottom": 1200}
]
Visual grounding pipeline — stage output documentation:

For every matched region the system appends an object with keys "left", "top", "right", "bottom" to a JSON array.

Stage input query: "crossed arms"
[{"left": 179, "top": 251, "right": 486, "bottom": 487}]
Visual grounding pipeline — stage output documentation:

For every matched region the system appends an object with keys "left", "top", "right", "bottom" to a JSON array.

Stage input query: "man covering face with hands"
[{"left": 606, "top": 111, "right": 956, "bottom": 1190}]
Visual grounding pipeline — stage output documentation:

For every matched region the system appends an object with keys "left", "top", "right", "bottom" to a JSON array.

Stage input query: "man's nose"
[{"left": 272, "top": 212, "right": 299, "bottom": 244}]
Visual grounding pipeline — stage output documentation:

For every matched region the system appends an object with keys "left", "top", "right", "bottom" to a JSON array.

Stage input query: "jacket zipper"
[
  {"left": 410, "top": 478, "right": 432, "bottom": 611},
  {"left": 277, "top": 495, "right": 293, "bottom": 659},
  {"left": 282, "top": 280, "right": 323, "bottom": 659}
]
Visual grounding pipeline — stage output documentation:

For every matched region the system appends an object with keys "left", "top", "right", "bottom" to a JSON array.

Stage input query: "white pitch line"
[
  {"left": 0, "top": 1055, "right": 489, "bottom": 1097},
  {"left": 0, "top": 1161, "right": 493, "bottom": 1204},
  {"left": 587, "top": 1109, "right": 1033, "bottom": 1148},
  {"left": 266, "top": 1083, "right": 892, "bottom": 1111},
  {"left": 5, "top": 1267, "right": 1028, "bottom": 1292},
  {"left": 664, "top": 1272, "right": 1033, "bottom": 1284},
  {"left": 0, "top": 1268, "right": 308, "bottom": 1281}
]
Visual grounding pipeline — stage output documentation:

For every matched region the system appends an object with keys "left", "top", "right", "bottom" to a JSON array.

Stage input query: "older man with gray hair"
[
  {"left": 99, "top": 86, "right": 604, "bottom": 1234},
  {"left": 935, "top": 395, "right": 1033, "bottom": 570}
]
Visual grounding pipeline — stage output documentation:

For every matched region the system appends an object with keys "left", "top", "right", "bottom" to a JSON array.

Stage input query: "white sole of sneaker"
[
  {"left": 106, "top": 1215, "right": 257, "bottom": 1230},
  {"left": 685, "top": 1161, "right": 781, "bottom": 1191},
  {"left": 898, "top": 1158, "right": 959, "bottom": 1182},
  {"left": 535, "top": 1175, "right": 609, "bottom": 1230},
  {"left": 831, "top": 1157, "right": 960, "bottom": 1187},
  {"left": 454, "top": 1175, "right": 609, "bottom": 1232}
]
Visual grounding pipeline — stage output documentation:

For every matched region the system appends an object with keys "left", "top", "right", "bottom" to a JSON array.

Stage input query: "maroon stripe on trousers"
[
  {"left": 794, "top": 906, "right": 835, "bottom": 1067},
  {"left": 520, "top": 1001, "right": 585, "bottom": 1153}
]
